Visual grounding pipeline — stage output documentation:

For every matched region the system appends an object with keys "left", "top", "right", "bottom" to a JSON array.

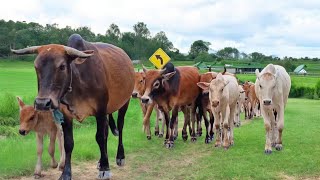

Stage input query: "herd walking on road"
[{"left": 12, "top": 34, "right": 291, "bottom": 180}]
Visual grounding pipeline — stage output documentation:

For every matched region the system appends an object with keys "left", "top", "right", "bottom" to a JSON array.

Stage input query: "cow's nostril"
[
  {"left": 45, "top": 99, "right": 52, "bottom": 108},
  {"left": 141, "top": 98, "right": 149, "bottom": 104},
  {"left": 132, "top": 93, "right": 138, "bottom": 98},
  {"left": 19, "top": 130, "right": 26, "bottom": 136}
]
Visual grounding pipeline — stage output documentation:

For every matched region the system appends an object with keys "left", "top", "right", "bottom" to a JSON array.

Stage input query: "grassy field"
[{"left": 0, "top": 60, "right": 320, "bottom": 179}]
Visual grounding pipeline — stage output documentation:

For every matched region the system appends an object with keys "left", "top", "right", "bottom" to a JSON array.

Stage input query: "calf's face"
[
  {"left": 17, "top": 97, "right": 37, "bottom": 136},
  {"left": 132, "top": 72, "right": 146, "bottom": 98},
  {"left": 198, "top": 73, "right": 228, "bottom": 108}
]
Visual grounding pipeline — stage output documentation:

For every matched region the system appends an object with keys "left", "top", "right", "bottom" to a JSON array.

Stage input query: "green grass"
[{"left": 0, "top": 59, "right": 320, "bottom": 179}]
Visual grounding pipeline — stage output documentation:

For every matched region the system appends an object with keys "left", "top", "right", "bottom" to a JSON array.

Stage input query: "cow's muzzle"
[
  {"left": 19, "top": 129, "right": 28, "bottom": 136},
  {"left": 212, "top": 100, "right": 220, "bottom": 107},
  {"left": 35, "top": 98, "right": 53, "bottom": 111},
  {"left": 263, "top": 99, "right": 272, "bottom": 106},
  {"left": 132, "top": 92, "right": 138, "bottom": 98},
  {"left": 141, "top": 98, "right": 149, "bottom": 104}
]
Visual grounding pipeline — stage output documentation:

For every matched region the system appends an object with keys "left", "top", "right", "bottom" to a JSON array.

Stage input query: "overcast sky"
[{"left": 1, "top": 0, "right": 320, "bottom": 57}]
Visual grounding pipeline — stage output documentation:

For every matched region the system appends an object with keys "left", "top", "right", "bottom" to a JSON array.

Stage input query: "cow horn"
[
  {"left": 159, "top": 68, "right": 167, "bottom": 75},
  {"left": 64, "top": 46, "right": 93, "bottom": 58},
  {"left": 142, "top": 64, "right": 148, "bottom": 73},
  {"left": 11, "top": 46, "right": 40, "bottom": 55}
]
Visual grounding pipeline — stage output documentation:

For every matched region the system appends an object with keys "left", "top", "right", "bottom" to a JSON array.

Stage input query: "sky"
[{"left": 1, "top": 0, "right": 320, "bottom": 58}]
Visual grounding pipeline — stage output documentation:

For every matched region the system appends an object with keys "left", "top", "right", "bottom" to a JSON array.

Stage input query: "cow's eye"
[
  {"left": 153, "top": 81, "right": 160, "bottom": 88},
  {"left": 221, "top": 88, "right": 224, "bottom": 92},
  {"left": 59, "top": 64, "right": 66, "bottom": 71},
  {"left": 29, "top": 115, "right": 35, "bottom": 121},
  {"left": 259, "top": 85, "right": 262, "bottom": 89},
  {"left": 140, "top": 80, "right": 143, "bottom": 83}
]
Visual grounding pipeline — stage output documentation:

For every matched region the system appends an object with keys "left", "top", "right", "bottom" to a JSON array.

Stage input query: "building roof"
[{"left": 294, "top": 64, "right": 305, "bottom": 73}]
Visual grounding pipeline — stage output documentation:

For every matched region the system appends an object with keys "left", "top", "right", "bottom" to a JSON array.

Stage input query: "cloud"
[{"left": 1, "top": 0, "right": 320, "bottom": 57}]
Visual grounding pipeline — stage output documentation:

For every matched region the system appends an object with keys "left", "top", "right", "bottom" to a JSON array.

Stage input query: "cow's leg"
[
  {"left": 271, "top": 110, "right": 277, "bottom": 147},
  {"left": 34, "top": 133, "right": 44, "bottom": 179},
  {"left": 56, "top": 124, "right": 65, "bottom": 171},
  {"left": 213, "top": 111, "right": 221, "bottom": 147},
  {"left": 108, "top": 114, "right": 119, "bottom": 136},
  {"left": 163, "top": 110, "right": 170, "bottom": 145},
  {"left": 143, "top": 103, "right": 154, "bottom": 140},
  {"left": 174, "top": 116, "right": 179, "bottom": 140},
  {"left": 222, "top": 105, "right": 231, "bottom": 149},
  {"left": 202, "top": 108, "right": 210, "bottom": 144},
  {"left": 181, "top": 106, "right": 189, "bottom": 141},
  {"left": 155, "top": 107, "right": 160, "bottom": 136},
  {"left": 261, "top": 108, "right": 272, "bottom": 154},
  {"left": 116, "top": 100, "right": 129, "bottom": 166},
  {"left": 166, "top": 106, "right": 179, "bottom": 148},
  {"left": 229, "top": 105, "right": 236, "bottom": 146},
  {"left": 190, "top": 103, "right": 197, "bottom": 142},
  {"left": 196, "top": 110, "right": 202, "bottom": 137},
  {"left": 275, "top": 106, "right": 284, "bottom": 151},
  {"left": 209, "top": 111, "right": 215, "bottom": 140},
  {"left": 48, "top": 130, "right": 58, "bottom": 168},
  {"left": 59, "top": 117, "right": 73, "bottom": 180},
  {"left": 95, "top": 111, "right": 111, "bottom": 180},
  {"left": 159, "top": 111, "right": 165, "bottom": 138}
]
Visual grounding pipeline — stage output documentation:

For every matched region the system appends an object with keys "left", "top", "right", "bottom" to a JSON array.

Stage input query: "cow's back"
[
  {"left": 68, "top": 35, "right": 134, "bottom": 114},
  {"left": 274, "top": 65, "right": 291, "bottom": 105},
  {"left": 94, "top": 43, "right": 135, "bottom": 113},
  {"left": 174, "top": 66, "right": 200, "bottom": 106},
  {"left": 224, "top": 75, "right": 239, "bottom": 106}
]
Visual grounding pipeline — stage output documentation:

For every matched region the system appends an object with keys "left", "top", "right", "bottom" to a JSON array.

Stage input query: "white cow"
[
  {"left": 197, "top": 73, "right": 239, "bottom": 149},
  {"left": 255, "top": 64, "right": 291, "bottom": 154},
  {"left": 234, "top": 85, "right": 245, "bottom": 127}
]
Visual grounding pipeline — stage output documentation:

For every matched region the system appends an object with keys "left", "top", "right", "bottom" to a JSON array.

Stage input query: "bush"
[
  {"left": 289, "top": 83, "right": 317, "bottom": 99},
  {"left": 0, "top": 93, "right": 19, "bottom": 119},
  {"left": 0, "top": 125, "right": 19, "bottom": 137},
  {"left": 194, "top": 52, "right": 215, "bottom": 62}
]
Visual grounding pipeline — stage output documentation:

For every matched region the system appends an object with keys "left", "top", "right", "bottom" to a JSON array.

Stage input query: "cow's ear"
[
  {"left": 197, "top": 82, "right": 210, "bottom": 91},
  {"left": 255, "top": 69, "right": 260, "bottom": 79},
  {"left": 162, "top": 71, "right": 176, "bottom": 80},
  {"left": 16, "top": 96, "right": 25, "bottom": 110},
  {"left": 73, "top": 50, "right": 94, "bottom": 64}
]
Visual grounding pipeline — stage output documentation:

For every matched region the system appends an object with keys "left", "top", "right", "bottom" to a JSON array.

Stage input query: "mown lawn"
[{"left": 0, "top": 60, "right": 320, "bottom": 179}]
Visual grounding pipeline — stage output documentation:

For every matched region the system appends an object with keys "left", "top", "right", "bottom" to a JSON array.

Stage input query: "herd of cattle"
[{"left": 11, "top": 34, "right": 291, "bottom": 180}]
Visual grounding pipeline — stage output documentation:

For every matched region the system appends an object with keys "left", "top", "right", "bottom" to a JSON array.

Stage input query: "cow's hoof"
[
  {"left": 165, "top": 141, "right": 174, "bottom": 149},
  {"left": 191, "top": 137, "right": 197, "bottom": 142},
  {"left": 116, "top": 158, "right": 125, "bottom": 166},
  {"left": 275, "top": 144, "right": 283, "bottom": 151},
  {"left": 214, "top": 143, "right": 221, "bottom": 147},
  {"left": 155, "top": 131, "right": 159, "bottom": 136},
  {"left": 34, "top": 173, "right": 43, "bottom": 179},
  {"left": 163, "top": 139, "right": 168, "bottom": 145},
  {"left": 210, "top": 135, "right": 214, "bottom": 141},
  {"left": 112, "top": 129, "right": 119, "bottom": 136},
  {"left": 97, "top": 170, "right": 111, "bottom": 180},
  {"left": 224, "top": 147, "right": 229, "bottom": 150},
  {"left": 58, "top": 163, "right": 65, "bottom": 171},
  {"left": 58, "top": 174, "right": 71, "bottom": 180},
  {"left": 205, "top": 137, "right": 211, "bottom": 144},
  {"left": 182, "top": 135, "right": 188, "bottom": 141},
  {"left": 97, "top": 161, "right": 100, "bottom": 169},
  {"left": 158, "top": 133, "right": 163, "bottom": 138},
  {"left": 147, "top": 135, "right": 151, "bottom": 140},
  {"left": 173, "top": 136, "right": 177, "bottom": 141},
  {"left": 51, "top": 161, "right": 58, "bottom": 168},
  {"left": 264, "top": 149, "right": 272, "bottom": 155}
]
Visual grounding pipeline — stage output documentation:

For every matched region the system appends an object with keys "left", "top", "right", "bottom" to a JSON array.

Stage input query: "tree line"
[{"left": 0, "top": 19, "right": 319, "bottom": 64}]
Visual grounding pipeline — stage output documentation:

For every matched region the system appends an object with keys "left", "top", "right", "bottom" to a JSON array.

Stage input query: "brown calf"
[
  {"left": 17, "top": 97, "right": 65, "bottom": 179},
  {"left": 242, "top": 81, "right": 260, "bottom": 119},
  {"left": 141, "top": 63, "right": 200, "bottom": 148},
  {"left": 132, "top": 71, "right": 165, "bottom": 139}
]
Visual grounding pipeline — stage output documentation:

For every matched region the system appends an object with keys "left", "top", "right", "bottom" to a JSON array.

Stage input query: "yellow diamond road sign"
[{"left": 149, "top": 48, "right": 171, "bottom": 69}]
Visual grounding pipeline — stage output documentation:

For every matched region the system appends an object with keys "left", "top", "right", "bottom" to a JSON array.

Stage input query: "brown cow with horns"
[
  {"left": 11, "top": 34, "right": 135, "bottom": 180},
  {"left": 141, "top": 63, "right": 200, "bottom": 148}
]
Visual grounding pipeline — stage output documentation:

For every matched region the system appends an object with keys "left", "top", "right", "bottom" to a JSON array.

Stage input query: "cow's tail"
[{"left": 108, "top": 114, "right": 119, "bottom": 136}]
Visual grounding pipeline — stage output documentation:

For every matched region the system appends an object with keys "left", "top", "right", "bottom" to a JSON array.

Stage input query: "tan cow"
[
  {"left": 234, "top": 85, "right": 245, "bottom": 127},
  {"left": 17, "top": 97, "right": 65, "bottom": 179},
  {"left": 242, "top": 81, "right": 260, "bottom": 119},
  {"left": 132, "top": 71, "right": 165, "bottom": 139},
  {"left": 255, "top": 64, "right": 291, "bottom": 154},
  {"left": 198, "top": 73, "right": 239, "bottom": 149}
]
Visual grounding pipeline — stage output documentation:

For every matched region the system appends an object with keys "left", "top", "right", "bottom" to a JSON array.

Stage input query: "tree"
[
  {"left": 133, "top": 22, "right": 150, "bottom": 38},
  {"left": 189, "top": 40, "right": 211, "bottom": 59},
  {"left": 105, "top": 23, "right": 121, "bottom": 44},
  {"left": 153, "top": 31, "right": 173, "bottom": 52},
  {"left": 216, "top": 47, "right": 239, "bottom": 59}
]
